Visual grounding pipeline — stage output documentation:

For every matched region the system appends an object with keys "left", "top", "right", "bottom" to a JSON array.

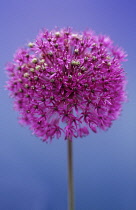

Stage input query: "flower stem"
[{"left": 67, "top": 139, "right": 74, "bottom": 210}]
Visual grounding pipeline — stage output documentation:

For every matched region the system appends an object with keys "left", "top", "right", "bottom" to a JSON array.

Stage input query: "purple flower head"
[{"left": 6, "top": 28, "right": 127, "bottom": 141}]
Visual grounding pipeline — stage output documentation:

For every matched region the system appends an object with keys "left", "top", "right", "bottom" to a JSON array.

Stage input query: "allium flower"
[{"left": 6, "top": 28, "right": 127, "bottom": 141}]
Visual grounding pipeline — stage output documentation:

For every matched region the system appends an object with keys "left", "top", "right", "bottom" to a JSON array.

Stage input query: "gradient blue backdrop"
[{"left": 0, "top": 0, "right": 136, "bottom": 209}]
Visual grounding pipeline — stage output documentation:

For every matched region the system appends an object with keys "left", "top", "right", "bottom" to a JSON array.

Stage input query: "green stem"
[{"left": 67, "top": 140, "right": 74, "bottom": 210}]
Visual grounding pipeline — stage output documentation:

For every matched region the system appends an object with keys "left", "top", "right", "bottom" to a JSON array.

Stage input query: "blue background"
[{"left": 0, "top": 0, "right": 136, "bottom": 209}]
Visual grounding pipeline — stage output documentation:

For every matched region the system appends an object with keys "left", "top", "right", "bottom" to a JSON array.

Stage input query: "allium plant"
[
  {"left": 6, "top": 28, "right": 127, "bottom": 210},
  {"left": 6, "top": 28, "right": 127, "bottom": 141}
]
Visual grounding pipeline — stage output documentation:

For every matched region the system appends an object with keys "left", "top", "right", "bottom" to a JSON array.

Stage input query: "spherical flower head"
[{"left": 6, "top": 28, "right": 127, "bottom": 142}]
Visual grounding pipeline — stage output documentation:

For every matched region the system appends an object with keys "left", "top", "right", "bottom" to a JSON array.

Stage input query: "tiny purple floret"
[{"left": 6, "top": 28, "right": 127, "bottom": 141}]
